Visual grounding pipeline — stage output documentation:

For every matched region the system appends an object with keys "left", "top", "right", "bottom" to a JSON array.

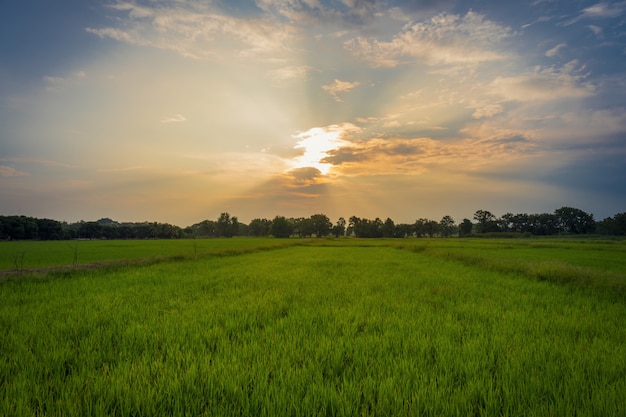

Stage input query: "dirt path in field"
[{"left": 0, "top": 257, "right": 164, "bottom": 279}]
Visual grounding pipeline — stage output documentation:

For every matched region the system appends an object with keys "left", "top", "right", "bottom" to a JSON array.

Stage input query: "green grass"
[
  {"left": 1, "top": 238, "right": 625, "bottom": 416},
  {"left": 0, "top": 238, "right": 300, "bottom": 272}
]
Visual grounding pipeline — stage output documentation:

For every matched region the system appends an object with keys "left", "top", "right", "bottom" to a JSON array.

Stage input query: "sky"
[{"left": 1, "top": 0, "right": 626, "bottom": 226}]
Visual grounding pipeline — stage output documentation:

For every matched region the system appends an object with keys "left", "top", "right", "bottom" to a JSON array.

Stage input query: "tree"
[
  {"left": 473, "top": 210, "right": 498, "bottom": 233},
  {"left": 310, "top": 214, "right": 331, "bottom": 238},
  {"left": 37, "top": 219, "right": 63, "bottom": 240},
  {"left": 439, "top": 215, "right": 456, "bottom": 237},
  {"left": 414, "top": 218, "right": 435, "bottom": 237},
  {"left": 332, "top": 217, "right": 346, "bottom": 237},
  {"left": 554, "top": 207, "right": 595, "bottom": 234},
  {"left": 298, "top": 217, "right": 316, "bottom": 237},
  {"left": 382, "top": 218, "right": 395, "bottom": 238},
  {"left": 248, "top": 218, "right": 272, "bottom": 237},
  {"left": 394, "top": 223, "right": 413, "bottom": 238},
  {"left": 271, "top": 216, "right": 293, "bottom": 238},
  {"left": 216, "top": 212, "right": 238, "bottom": 237},
  {"left": 459, "top": 219, "right": 473, "bottom": 237},
  {"left": 347, "top": 216, "right": 360, "bottom": 237},
  {"left": 597, "top": 212, "right": 626, "bottom": 235}
]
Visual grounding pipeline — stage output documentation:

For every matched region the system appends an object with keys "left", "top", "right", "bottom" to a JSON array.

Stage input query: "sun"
[{"left": 290, "top": 124, "right": 354, "bottom": 174}]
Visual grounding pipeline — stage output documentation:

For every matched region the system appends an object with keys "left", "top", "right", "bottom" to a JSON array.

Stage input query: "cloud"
[
  {"left": 587, "top": 24, "right": 603, "bottom": 37},
  {"left": 86, "top": 1, "right": 295, "bottom": 60},
  {"left": 472, "top": 104, "right": 504, "bottom": 119},
  {"left": 286, "top": 167, "right": 324, "bottom": 186},
  {"left": 267, "top": 65, "right": 313, "bottom": 83},
  {"left": 545, "top": 42, "right": 567, "bottom": 57},
  {"left": 581, "top": 2, "right": 626, "bottom": 18},
  {"left": 344, "top": 11, "right": 512, "bottom": 68},
  {"left": 322, "top": 79, "right": 360, "bottom": 101},
  {"left": 0, "top": 166, "right": 29, "bottom": 177},
  {"left": 43, "top": 71, "right": 86, "bottom": 91},
  {"left": 320, "top": 131, "right": 538, "bottom": 176},
  {"left": 491, "top": 61, "right": 594, "bottom": 102},
  {"left": 562, "top": 2, "right": 626, "bottom": 25},
  {"left": 255, "top": 0, "right": 382, "bottom": 26},
  {"left": 161, "top": 114, "right": 187, "bottom": 123}
]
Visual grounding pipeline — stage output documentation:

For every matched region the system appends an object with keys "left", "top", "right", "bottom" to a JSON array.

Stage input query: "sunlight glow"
[{"left": 291, "top": 124, "right": 355, "bottom": 175}]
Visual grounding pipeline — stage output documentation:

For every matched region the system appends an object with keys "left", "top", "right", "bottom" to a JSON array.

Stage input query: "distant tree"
[
  {"left": 347, "top": 216, "right": 360, "bottom": 237},
  {"left": 310, "top": 214, "right": 332, "bottom": 237},
  {"left": 382, "top": 218, "right": 395, "bottom": 238},
  {"left": 459, "top": 218, "right": 473, "bottom": 237},
  {"left": 554, "top": 207, "right": 595, "bottom": 234},
  {"left": 216, "top": 212, "right": 238, "bottom": 237},
  {"left": 394, "top": 223, "right": 413, "bottom": 238},
  {"left": 527, "top": 213, "right": 558, "bottom": 235},
  {"left": 598, "top": 212, "right": 626, "bottom": 235},
  {"left": 332, "top": 217, "right": 346, "bottom": 237},
  {"left": 36, "top": 219, "right": 63, "bottom": 240},
  {"left": 271, "top": 216, "right": 293, "bottom": 238},
  {"left": 248, "top": 218, "right": 272, "bottom": 237},
  {"left": 0, "top": 216, "right": 39, "bottom": 240},
  {"left": 78, "top": 221, "right": 103, "bottom": 239},
  {"left": 414, "top": 218, "right": 431, "bottom": 238},
  {"left": 473, "top": 210, "right": 499, "bottom": 233},
  {"left": 439, "top": 215, "right": 456, "bottom": 237},
  {"left": 189, "top": 220, "right": 217, "bottom": 237},
  {"left": 298, "top": 217, "right": 316, "bottom": 237},
  {"left": 348, "top": 216, "right": 384, "bottom": 238}
]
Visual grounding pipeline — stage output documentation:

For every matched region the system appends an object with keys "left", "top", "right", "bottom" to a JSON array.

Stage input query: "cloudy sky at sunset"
[{"left": 1, "top": 0, "right": 625, "bottom": 226}]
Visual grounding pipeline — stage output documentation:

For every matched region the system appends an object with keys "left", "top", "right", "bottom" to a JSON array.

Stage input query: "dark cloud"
[
  {"left": 542, "top": 147, "right": 626, "bottom": 195},
  {"left": 383, "top": 142, "right": 421, "bottom": 155},
  {"left": 322, "top": 147, "right": 368, "bottom": 165},
  {"left": 287, "top": 167, "right": 323, "bottom": 184},
  {"left": 322, "top": 138, "right": 424, "bottom": 165}
]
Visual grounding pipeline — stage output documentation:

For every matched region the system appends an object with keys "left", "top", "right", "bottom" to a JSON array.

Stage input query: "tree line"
[{"left": 1, "top": 207, "right": 625, "bottom": 241}]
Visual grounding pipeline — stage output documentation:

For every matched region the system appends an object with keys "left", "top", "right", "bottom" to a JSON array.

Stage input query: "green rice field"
[{"left": 1, "top": 238, "right": 625, "bottom": 416}]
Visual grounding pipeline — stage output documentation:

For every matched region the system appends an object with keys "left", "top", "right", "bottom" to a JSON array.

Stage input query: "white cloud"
[
  {"left": 472, "top": 104, "right": 504, "bottom": 119},
  {"left": 587, "top": 24, "right": 603, "bottom": 37},
  {"left": 491, "top": 61, "right": 594, "bottom": 102},
  {"left": 255, "top": 0, "right": 380, "bottom": 26},
  {"left": 43, "top": 71, "right": 86, "bottom": 91},
  {"left": 562, "top": 2, "right": 626, "bottom": 25},
  {"left": 582, "top": 2, "right": 626, "bottom": 18},
  {"left": 86, "top": 1, "right": 295, "bottom": 60},
  {"left": 344, "top": 11, "right": 512, "bottom": 68},
  {"left": 0, "top": 166, "right": 29, "bottom": 177},
  {"left": 545, "top": 42, "right": 567, "bottom": 57},
  {"left": 161, "top": 114, "right": 187, "bottom": 123},
  {"left": 322, "top": 79, "right": 360, "bottom": 102},
  {"left": 267, "top": 65, "right": 313, "bottom": 83}
]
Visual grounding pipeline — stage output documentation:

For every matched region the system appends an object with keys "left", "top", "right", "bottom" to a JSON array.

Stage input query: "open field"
[
  {"left": 0, "top": 238, "right": 298, "bottom": 272},
  {"left": 1, "top": 238, "right": 625, "bottom": 416}
]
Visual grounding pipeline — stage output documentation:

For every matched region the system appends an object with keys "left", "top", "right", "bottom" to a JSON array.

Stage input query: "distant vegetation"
[{"left": 1, "top": 207, "right": 625, "bottom": 240}]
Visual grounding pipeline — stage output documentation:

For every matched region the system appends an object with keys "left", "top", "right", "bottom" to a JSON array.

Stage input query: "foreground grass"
[
  {"left": 1, "top": 242, "right": 625, "bottom": 416},
  {"left": 0, "top": 238, "right": 299, "bottom": 272}
]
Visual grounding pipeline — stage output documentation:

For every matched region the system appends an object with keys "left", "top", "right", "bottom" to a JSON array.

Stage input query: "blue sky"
[{"left": 1, "top": 0, "right": 625, "bottom": 225}]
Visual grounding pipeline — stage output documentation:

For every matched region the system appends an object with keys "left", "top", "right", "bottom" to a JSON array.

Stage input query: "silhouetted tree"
[
  {"left": 459, "top": 219, "right": 473, "bottom": 237},
  {"left": 439, "top": 215, "right": 456, "bottom": 237},
  {"left": 473, "top": 210, "right": 499, "bottom": 233},
  {"left": 248, "top": 218, "right": 272, "bottom": 237},
  {"left": 554, "top": 207, "right": 595, "bottom": 234},
  {"left": 271, "top": 216, "right": 293, "bottom": 238},
  {"left": 332, "top": 217, "right": 346, "bottom": 237},
  {"left": 310, "top": 214, "right": 332, "bottom": 237}
]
